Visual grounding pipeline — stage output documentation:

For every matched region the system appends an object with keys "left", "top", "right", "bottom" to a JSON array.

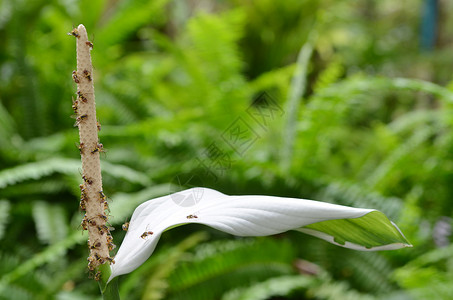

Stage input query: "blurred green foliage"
[{"left": 1, "top": 0, "right": 453, "bottom": 299}]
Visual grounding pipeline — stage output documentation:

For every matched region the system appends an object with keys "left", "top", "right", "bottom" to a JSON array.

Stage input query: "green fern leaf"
[
  {"left": 221, "top": 275, "right": 316, "bottom": 300},
  {"left": 313, "top": 58, "right": 344, "bottom": 93},
  {"left": 0, "top": 158, "right": 151, "bottom": 189},
  {"left": 32, "top": 201, "right": 68, "bottom": 245},
  {"left": 0, "top": 231, "right": 86, "bottom": 286},
  {"left": 97, "top": 0, "right": 170, "bottom": 48},
  {"left": 0, "top": 158, "right": 79, "bottom": 189},
  {"left": 166, "top": 238, "right": 296, "bottom": 300}
]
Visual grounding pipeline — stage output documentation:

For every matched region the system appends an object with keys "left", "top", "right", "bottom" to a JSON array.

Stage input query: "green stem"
[
  {"left": 100, "top": 277, "right": 120, "bottom": 300},
  {"left": 98, "top": 263, "right": 120, "bottom": 300}
]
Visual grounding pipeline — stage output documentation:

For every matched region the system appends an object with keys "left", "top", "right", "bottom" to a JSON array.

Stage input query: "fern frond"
[
  {"left": 0, "top": 158, "right": 79, "bottom": 189},
  {"left": 221, "top": 275, "right": 316, "bottom": 300},
  {"left": 32, "top": 201, "right": 68, "bottom": 245},
  {"left": 42, "top": 260, "right": 89, "bottom": 298},
  {"left": 0, "top": 283, "right": 34, "bottom": 300},
  {"left": 386, "top": 109, "right": 442, "bottom": 134},
  {"left": 23, "top": 132, "right": 69, "bottom": 156},
  {"left": 344, "top": 251, "right": 395, "bottom": 293},
  {"left": 119, "top": 232, "right": 208, "bottom": 299},
  {"left": 317, "top": 180, "right": 403, "bottom": 219},
  {"left": 302, "top": 239, "right": 397, "bottom": 295},
  {"left": 249, "top": 64, "right": 296, "bottom": 95},
  {"left": 311, "top": 279, "right": 377, "bottom": 300},
  {"left": 0, "top": 157, "right": 151, "bottom": 189},
  {"left": 400, "top": 242, "right": 453, "bottom": 268},
  {"left": 97, "top": 90, "right": 142, "bottom": 124},
  {"left": 109, "top": 184, "right": 172, "bottom": 225},
  {"left": 315, "top": 76, "right": 453, "bottom": 105},
  {"left": 1, "top": 179, "right": 67, "bottom": 198},
  {"left": 364, "top": 126, "right": 434, "bottom": 189},
  {"left": 101, "top": 160, "right": 151, "bottom": 186},
  {"left": 0, "top": 250, "right": 70, "bottom": 299},
  {"left": 0, "top": 231, "right": 86, "bottom": 286},
  {"left": 140, "top": 232, "right": 208, "bottom": 300},
  {"left": 97, "top": 0, "right": 170, "bottom": 48},
  {"left": 169, "top": 238, "right": 294, "bottom": 290},
  {"left": 166, "top": 237, "right": 295, "bottom": 300},
  {"left": 53, "top": 290, "right": 99, "bottom": 300},
  {"left": 188, "top": 9, "right": 245, "bottom": 81},
  {"left": 393, "top": 243, "right": 453, "bottom": 300},
  {"left": 313, "top": 58, "right": 344, "bottom": 93}
]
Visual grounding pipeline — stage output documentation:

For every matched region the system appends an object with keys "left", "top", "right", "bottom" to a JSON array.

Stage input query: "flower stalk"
[{"left": 70, "top": 24, "right": 117, "bottom": 296}]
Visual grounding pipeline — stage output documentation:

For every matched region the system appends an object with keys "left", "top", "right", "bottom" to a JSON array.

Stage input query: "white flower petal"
[{"left": 109, "top": 188, "right": 411, "bottom": 281}]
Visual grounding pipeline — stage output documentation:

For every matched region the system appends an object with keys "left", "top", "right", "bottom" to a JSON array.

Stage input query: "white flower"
[{"left": 109, "top": 188, "right": 411, "bottom": 281}]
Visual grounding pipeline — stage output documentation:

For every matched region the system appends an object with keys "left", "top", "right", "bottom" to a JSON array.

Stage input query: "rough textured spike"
[{"left": 73, "top": 24, "right": 111, "bottom": 272}]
